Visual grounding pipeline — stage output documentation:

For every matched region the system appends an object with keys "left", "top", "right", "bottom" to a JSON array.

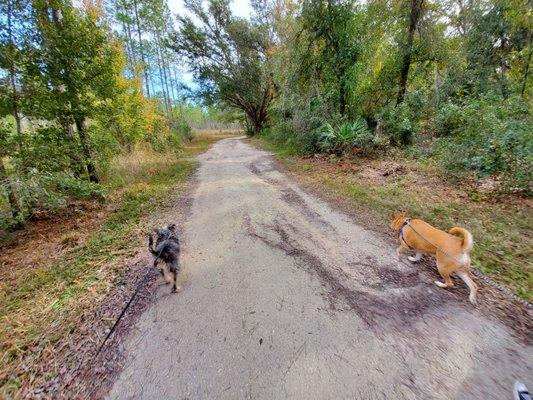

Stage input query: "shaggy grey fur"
[{"left": 148, "top": 224, "right": 181, "bottom": 292}]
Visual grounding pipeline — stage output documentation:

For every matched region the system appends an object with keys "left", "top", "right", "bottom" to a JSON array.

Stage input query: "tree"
[
  {"left": 0, "top": 109, "right": 20, "bottom": 221},
  {"left": 0, "top": 0, "right": 34, "bottom": 221},
  {"left": 28, "top": 1, "right": 126, "bottom": 182},
  {"left": 396, "top": 0, "right": 426, "bottom": 105},
  {"left": 170, "top": 0, "right": 275, "bottom": 135},
  {"left": 0, "top": 0, "right": 26, "bottom": 137},
  {"left": 298, "top": 0, "right": 363, "bottom": 116}
]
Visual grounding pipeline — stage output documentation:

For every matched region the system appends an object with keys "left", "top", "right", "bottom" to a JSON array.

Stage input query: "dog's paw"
[
  {"left": 469, "top": 294, "right": 478, "bottom": 306},
  {"left": 172, "top": 285, "right": 182, "bottom": 293},
  {"left": 434, "top": 280, "right": 447, "bottom": 288},
  {"left": 408, "top": 254, "right": 422, "bottom": 262}
]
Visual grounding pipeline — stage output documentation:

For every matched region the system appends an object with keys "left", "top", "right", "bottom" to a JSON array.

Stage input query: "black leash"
[
  {"left": 90, "top": 232, "right": 171, "bottom": 364},
  {"left": 91, "top": 270, "right": 152, "bottom": 363},
  {"left": 401, "top": 219, "right": 463, "bottom": 264}
]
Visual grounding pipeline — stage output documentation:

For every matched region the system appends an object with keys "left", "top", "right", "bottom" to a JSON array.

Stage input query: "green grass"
[
  {"left": 0, "top": 132, "right": 228, "bottom": 397},
  {"left": 252, "top": 137, "right": 532, "bottom": 302}
]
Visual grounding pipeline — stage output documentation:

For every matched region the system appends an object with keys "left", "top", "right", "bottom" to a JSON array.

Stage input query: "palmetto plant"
[
  {"left": 318, "top": 118, "right": 374, "bottom": 155},
  {"left": 317, "top": 123, "right": 337, "bottom": 152}
]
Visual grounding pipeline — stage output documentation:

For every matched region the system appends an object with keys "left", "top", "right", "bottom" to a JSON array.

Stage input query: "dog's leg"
[
  {"left": 162, "top": 267, "right": 174, "bottom": 284},
  {"left": 435, "top": 261, "right": 454, "bottom": 289},
  {"left": 408, "top": 252, "right": 422, "bottom": 262},
  {"left": 396, "top": 244, "right": 409, "bottom": 260},
  {"left": 457, "top": 270, "right": 478, "bottom": 306},
  {"left": 153, "top": 259, "right": 165, "bottom": 278},
  {"left": 170, "top": 260, "right": 181, "bottom": 293}
]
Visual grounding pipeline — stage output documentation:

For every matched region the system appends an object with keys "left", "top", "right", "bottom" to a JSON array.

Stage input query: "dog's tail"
[{"left": 449, "top": 227, "right": 474, "bottom": 253}]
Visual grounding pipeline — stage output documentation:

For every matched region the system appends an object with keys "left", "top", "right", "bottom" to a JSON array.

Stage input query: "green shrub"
[
  {"left": 14, "top": 126, "right": 80, "bottom": 174},
  {"left": 53, "top": 174, "right": 107, "bottom": 200},
  {"left": 264, "top": 102, "right": 325, "bottom": 154},
  {"left": 0, "top": 171, "right": 107, "bottom": 232},
  {"left": 262, "top": 120, "right": 294, "bottom": 144},
  {"left": 434, "top": 96, "right": 532, "bottom": 194},
  {"left": 148, "top": 118, "right": 192, "bottom": 153},
  {"left": 433, "top": 101, "right": 464, "bottom": 136},
  {"left": 378, "top": 102, "right": 418, "bottom": 146},
  {"left": 317, "top": 123, "right": 336, "bottom": 152},
  {"left": 175, "top": 120, "right": 194, "bottom": 142},
  {"left": 317, "top": 117, "right": 377, "bottom": 155}
]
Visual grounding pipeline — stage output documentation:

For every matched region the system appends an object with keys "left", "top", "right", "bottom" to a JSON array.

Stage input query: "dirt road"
[{"left": 109, "top": 137, "right": 531, "bottom": 399}]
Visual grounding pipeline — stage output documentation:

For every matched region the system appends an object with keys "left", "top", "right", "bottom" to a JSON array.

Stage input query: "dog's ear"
[
  {"left": 168, "top": 223, "right": 176, "bottom": 231},
  {"left": 388, "top": 212, "right": 396, "bottom": 221},
  {"left": 401, "top": 210, "right": 410, "bottom": 217}
]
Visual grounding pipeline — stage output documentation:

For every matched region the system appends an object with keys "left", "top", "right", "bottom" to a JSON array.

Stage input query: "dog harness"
[{"left": 399, "top": 219, "right": 413, "bottom": 249}]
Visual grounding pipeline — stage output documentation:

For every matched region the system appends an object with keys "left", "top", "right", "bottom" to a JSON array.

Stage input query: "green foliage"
[
  {"left": 434, "top": 96, "right": 532, "bottom": 194},
  {"left": 0, "top": 171, "right": 106, "bottom": 231},
  {"left": 318, "top": 118, "right": 376, "bottom": 155},
  {"left": 264, "top": 0, "right": 532, "bottom": 195},
  {"left": 0, "top": 1, "right": 192, "bottom": 230},
  {"left": 14, "top": 126, "right": 79, "bottom": 173},
  {"left": 175, "top": 119, "right": 194, "bottom": 142},
  {"left": 433, "top": 101, "right": 463, "bottom": 137},
  {"left": 378, "top": 102, "right": 418, "bottom": 147}
]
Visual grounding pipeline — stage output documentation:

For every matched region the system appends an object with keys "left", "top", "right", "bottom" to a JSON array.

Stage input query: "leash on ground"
[
  {"left": 402, "top": 220, "right": 531, "bottom": 308},
  {"left": 90, "top": 232, "right": 171, "bottom": 365}
]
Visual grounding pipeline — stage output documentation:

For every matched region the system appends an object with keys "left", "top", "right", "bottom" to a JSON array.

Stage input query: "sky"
[{"left": 167, "top": 0, "right": 253, "bottom": 19}]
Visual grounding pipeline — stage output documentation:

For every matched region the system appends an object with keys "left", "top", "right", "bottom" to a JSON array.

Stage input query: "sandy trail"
[{"left": 109, "top": 137, "right": 531, "bottom": 399}]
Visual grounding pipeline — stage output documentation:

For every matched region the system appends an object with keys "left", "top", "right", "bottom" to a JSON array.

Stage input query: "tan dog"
[{"left": 389, "top": 212, "right": 478, "bottom": 305}]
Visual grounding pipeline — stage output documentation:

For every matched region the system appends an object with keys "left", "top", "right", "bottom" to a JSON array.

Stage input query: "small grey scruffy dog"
[{"left": 148, "top": 224, "right": 181, "bottom": 292}]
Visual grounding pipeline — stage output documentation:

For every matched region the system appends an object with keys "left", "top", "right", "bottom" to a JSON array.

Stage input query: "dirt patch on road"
[
  {"left": 243, "top": 216, "right": 453, "bottom": 332},
  {"left": 370, "top": 266, "right": 421, "bottom": 290},
  {"left": 248, "top": 159, "right": 336, "bottom": 233}
]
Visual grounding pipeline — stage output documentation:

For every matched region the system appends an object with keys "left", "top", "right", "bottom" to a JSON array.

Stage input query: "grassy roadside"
[
  {"left": 0, "top": 130, "right": 237, "bottom": 397},
  {"left": 251, "top": 137, "right": 532, "bottom": 302}
]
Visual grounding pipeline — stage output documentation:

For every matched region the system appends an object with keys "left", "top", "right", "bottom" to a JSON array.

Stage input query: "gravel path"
[{"left": 108, "top": 137, "right": 532, "bottom": 399}]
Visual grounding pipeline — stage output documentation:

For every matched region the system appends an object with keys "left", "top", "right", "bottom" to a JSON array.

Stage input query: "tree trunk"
[
  {"left": 126, "top": 21, "right": 137, "bottom": 67},
  {"left": 155, "top": 30, "right": 172, "bottom": 113},
  {"left": 66, "top": 119, "right": 86, "bottom": 177},
  {"left": 166, "top": 60, "right": 176, "bottom": 106},
  {"left": 396, "top": 0, "right": 424, "bottom": 105},
  {"left": 521, "top": 34, "right": 531, "bottom": 98},
  {"left": 0, "top": 157, "right": 20, "bottom": 220},
  {"left": 161, "top": 54, "right": 172, "bottom": 114},
  {"left": 132, "top": 0, "right": 151, "bottom": 97},
  {"left": 120, "top": 16, "right": 135, "bottom": 77},
  {"left": 46, "top": 3, "right": 85, "bottom": 174},
  {"left": 338, "top": 65, "right": 346, "bottom": 116},
  {"left": 499, "top": 36, "right": 509, "bottom": 99},
  {"left": 172, "top": 66, "right": 181, "bottom": 103},
  {"left": 522, "top": 50, "right": 531, "bottom": 98},
  {"left": 7, "top": 0, "right": 22, "bottom": 137},
  {"left": 154, "top": 33, "right": 171, "bottom": 117},
  {"left": 246, "top": 109, "right": 266, "bottom": 136},
  {"left": 75, "top": 118, "right": 99, "bottom": 183}
]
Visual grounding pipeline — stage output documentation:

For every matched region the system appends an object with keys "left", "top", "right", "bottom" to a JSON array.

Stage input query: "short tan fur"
[{"left": 389, "top": 211, "right": 478, "bottom": 305}]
